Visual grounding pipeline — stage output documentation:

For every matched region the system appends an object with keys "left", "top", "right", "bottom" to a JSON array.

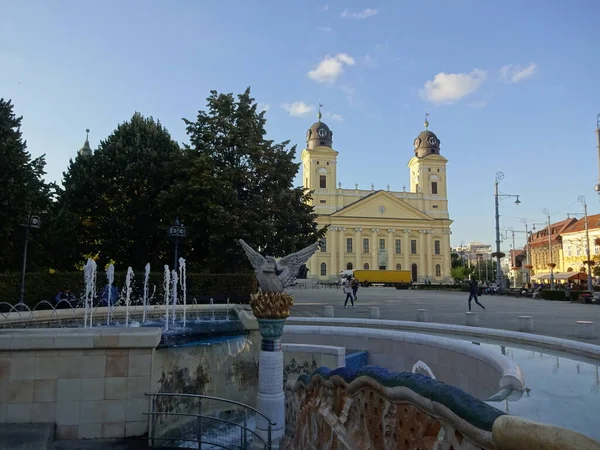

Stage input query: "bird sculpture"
[{"left": 238, "top": 239, "right": 319, "bottom": 293}]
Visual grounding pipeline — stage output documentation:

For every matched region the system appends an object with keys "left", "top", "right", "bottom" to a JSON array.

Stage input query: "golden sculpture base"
[{"left": 250, "top": 291, "right": 294, "bottom": 319}]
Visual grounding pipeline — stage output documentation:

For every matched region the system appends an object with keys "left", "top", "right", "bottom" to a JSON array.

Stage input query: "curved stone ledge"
[
  {"left": 287, "top": 316, "right": 600, "bottom": 361},
  {"left": 0, "top": 326, "right": 162, "bottom": 350},
  {"left": 283, "top": 324, "right": 525, "bottom": 400}
]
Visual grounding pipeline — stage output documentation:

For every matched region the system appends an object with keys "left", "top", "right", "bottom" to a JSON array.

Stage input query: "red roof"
[
  {"left": 528, "top": 218, "right": 576, "bottom": 249},
  {"left": 562, "top": 214, "right": 600, "bottom": 234}
]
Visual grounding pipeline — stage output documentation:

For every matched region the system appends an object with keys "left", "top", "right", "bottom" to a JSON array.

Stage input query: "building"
[
  {"left": 303, "top": 111, "right": 453, "bottom": 282},
  {"left": 560, "top": 214, "right": 600, "bottom": 273},
  {"left": 453, "top": 242, "right": 493, "bottom": 266},
  {"left": 529, "top": 218, "right": 576, "bottom": 282}
]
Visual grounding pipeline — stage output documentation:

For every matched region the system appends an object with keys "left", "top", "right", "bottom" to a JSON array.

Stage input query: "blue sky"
[{"left": 2, "top": 0, "right": 600, "bottom": 251}]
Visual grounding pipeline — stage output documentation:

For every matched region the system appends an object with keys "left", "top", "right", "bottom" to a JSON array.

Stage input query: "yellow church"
[{"left": 302, "top": 111, "right": 453, "bottom": 283}]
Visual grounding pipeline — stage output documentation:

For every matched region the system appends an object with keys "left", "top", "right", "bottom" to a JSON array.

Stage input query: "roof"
[
  {"left": 562, "top": 214, "right": 600, "bottom": 234},
  {"left": 528, "top": 218, "right": 577, "bottom": 248}
]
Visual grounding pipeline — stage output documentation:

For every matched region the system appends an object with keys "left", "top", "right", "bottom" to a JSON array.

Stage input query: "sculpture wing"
[
  {"left": 238, "top": 239, "right": 267, "bottom": 271},
  {"left": 277, "top": 241, "right": 320, "bottom": 287}
]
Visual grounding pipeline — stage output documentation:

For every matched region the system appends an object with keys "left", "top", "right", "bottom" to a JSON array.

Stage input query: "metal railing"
[{"left": 145, "top": 393, "right": 275, "bottom": 449}]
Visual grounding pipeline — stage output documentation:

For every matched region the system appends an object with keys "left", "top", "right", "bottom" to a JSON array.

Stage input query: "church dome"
[
  {"left": 306, "top": 109, "right": 333, "bottom": 149},
  {"left": 78, "top": 129, "right": 92, "bottom": 157},
  {"left": 413, "top": 119, "right": 440, "bottom": 157}
]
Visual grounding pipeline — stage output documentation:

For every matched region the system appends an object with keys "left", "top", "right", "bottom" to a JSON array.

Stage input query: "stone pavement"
[{"left": 288, "top": 287, "right": 600, "bottom": 346}]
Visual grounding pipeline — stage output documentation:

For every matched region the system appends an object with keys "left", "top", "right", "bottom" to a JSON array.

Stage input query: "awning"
[
  {"left": 532, "top": 272, "right": 588, "bottom": 281},
  {"left": 530, "top": 273, "right": 550, "bottom": 281}
]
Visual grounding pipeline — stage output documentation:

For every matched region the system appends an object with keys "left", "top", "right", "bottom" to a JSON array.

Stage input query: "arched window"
[
  {"left": 347, "top": 262, "right": 353, "bottom": 270},
  {"left": 435, "top": 264, "right": 441, "bottom": 277},
  {"left": 396, "top": 263, "right": 402, "bottom": 270},
  {"left": 320, "top": 262, "right": 327, "bottom": 276},
  {"left": 364, "top": 263, "right": 370, "bottom": 270}
]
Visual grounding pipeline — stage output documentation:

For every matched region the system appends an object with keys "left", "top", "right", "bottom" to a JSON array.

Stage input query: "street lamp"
[
  {"left": 19, "top": 210, "right": 42, "bottom": 305},
  {"left": 167, "top": 218, "right": 186, "bottom": 270},
  {"left": 577, "top": 196, "right": 595, "bottom": 292},
  {"left": 521, "top": 218, "right": 531, "bottom": 285},
  {"left": 595, "top": 114, "right": 600, "bottom": 194},
  {"left": 541, "top": 208, "right": 556, "bottom": 290},
  {"left": 494, "top": 172, "right": 521, "bottom": 288}
]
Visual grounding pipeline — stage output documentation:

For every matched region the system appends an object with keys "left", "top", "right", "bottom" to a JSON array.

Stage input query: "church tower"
[
  {"left": 78, "top": 129, "right": 92, "bottom": 157},
  {"left": 301, "top": 106, "right": 338, "bottom": 213},
  {"left": 407, "top": 116, "right": 448, "bottom": 199}
]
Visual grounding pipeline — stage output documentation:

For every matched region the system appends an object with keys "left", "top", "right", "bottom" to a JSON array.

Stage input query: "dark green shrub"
[
  {"left": 540, "top": 290, "right": 571, "bottom": 301},
  {"left": 0, "top": 271, "right": 257, "bottom": 307}
]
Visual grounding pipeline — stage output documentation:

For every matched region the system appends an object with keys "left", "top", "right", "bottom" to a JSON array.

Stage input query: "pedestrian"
[
  {"left": 351, "top": 278, "right": 359, "bottom": 301},
  {"left": 468, "top": 278, "right": 485, "bottom": 311},
  {"left": 343, "top": 277, "right": 355, "bottom": 308}
]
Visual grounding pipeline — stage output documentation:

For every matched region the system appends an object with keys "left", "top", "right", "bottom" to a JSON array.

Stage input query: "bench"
[
  {"left": 372, "top": 283, "right": 385, "bottom": 287},
  {"left": 576, "top": 321, "right": 596, "bottom": 339},
  {"left": 518, "top": 316, "right": 534, "bottom": 332}
]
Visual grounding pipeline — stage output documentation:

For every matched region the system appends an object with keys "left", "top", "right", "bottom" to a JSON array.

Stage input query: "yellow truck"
[{"left": 352, "top": 270, "right": 412, "bottom": 287}]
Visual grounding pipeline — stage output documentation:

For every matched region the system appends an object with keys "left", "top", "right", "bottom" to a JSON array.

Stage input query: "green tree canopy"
[
  {"left": 163, "top": 87, "right": 324, "bottom": 272},
  {"left": 60, "top": 113, "right": 181, "bottom": 269},
  {"left": 0, "top": 98, "right": 54, "bottom": 271}
]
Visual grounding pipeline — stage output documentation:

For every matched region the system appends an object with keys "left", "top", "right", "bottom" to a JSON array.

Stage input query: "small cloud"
[
  {"left": 282, "top": 101, "right": 315, "bottom": 117},
  {"left": 341, "top": 8, "right": 378, "bottom": 19},
  {"left": 468, "top": 99, "right": 488, "bottom": 108},
  {"left": 257, "top": 103, "right": 270, "bottom": 112},
  {"left": 324, "top": 111, "right": 343, "bottom": 121},
  {"left": 318, "top": 4, "right": 329, "bottom": 11},
  {"left": 338, "top": 84, "right": 355, "bottom": 105},
  {"left": 308, "top": 53, "right": 355, "bottom": 84},
  {"left": 499, "top": 63, "right": 537, "bottom": 84},
  {"left": 317, "top": 26, "right": 333, "bottom": 33},
  {"left": 420, "top": 69, "right": 487, "bottom": 104}
]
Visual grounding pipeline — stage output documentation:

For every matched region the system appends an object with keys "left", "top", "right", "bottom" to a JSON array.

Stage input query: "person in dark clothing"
[
  {"left": 351, "top": 278, "right": 359, "bottom": 301},
  {"left": 468, "top": 279, "right": 485, "bottom": 311},
  {"left": 54, "top": 287, "right": 76, "bottom": 307}
]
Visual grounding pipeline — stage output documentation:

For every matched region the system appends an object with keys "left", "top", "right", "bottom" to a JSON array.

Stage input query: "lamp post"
[
  {"left": 577, "top": 196, "right": 595, "bottom": 292},
  {"left": 167, "top": 218, "right": 186, "bottom": 270},
  {"left": 19, "top": 210, "right": 42, "bottom": 305},
  {"left": 494, "top": 172, "right": 521, "bottom": 288},
  {"left": 521, "top": 218, "right": 531, "bottom": 285},
  {"left": 541, "top": 208, "right": 555, "bottom": 290},
  {"left": 595, "top": 114, "right": 600, "bottom": 194}
]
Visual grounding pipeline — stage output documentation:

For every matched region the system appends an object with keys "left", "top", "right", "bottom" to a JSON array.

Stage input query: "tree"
[
  {"left": 164, "top": 88, "right": 324, "bottom": 272},
  {"left": 0, "top": 98, "right": 54, "bottom": 271},
  {"left": 60, "top": 113, "right": 181, "bottom": 269}
]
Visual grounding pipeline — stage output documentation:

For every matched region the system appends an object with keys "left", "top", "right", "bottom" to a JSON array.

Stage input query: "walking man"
[
  {"left": 468, "top": 278, "right": 485, "bottom": 311},
  {"left": 343, "top": 277, "right": 355, "bottom": 308}
]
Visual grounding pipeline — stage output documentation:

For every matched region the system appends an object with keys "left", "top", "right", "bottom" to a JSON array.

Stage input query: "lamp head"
[{"left": 514, "top": 196, "right": 521, "bottom": 205}]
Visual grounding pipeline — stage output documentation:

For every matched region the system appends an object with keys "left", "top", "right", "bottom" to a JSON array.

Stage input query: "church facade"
[{"left": 302, "top": 112, "right": 453, "bottom": 282}]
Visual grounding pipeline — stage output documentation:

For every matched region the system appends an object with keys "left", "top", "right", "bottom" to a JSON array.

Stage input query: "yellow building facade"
[{"left": 302, "top": 113, "right": 453, "bottom": 282}]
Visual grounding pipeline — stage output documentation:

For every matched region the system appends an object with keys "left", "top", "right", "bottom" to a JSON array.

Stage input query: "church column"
[
  {"left": 329, "top": 227, "right": 337, "bottom": 277},
  {"left": 427, "top": 230, "right": 434, "bottom": 279},
  {"left": 443, "top": 231, "right": 451, "bottom": 278},
  {"left": 387, "top": 229, "right": 395, "bottom": 270},
  {"left": 309, "top": 254, "right": 317, "bottom": 280},
  {"left": 403, "top": 230, "right": 410, "bottom": 270},
  {"left": 339, "top": 227, "right": 346, "bottom": 274},
  {"left": 371, "top": 228, "right": 379, "bottom": 269},
  {"left": 355, "top": 228, "right": 362, "bottom": 269},
  {"left": 419, "top": 230, "right": 426, "bottom": 282}
]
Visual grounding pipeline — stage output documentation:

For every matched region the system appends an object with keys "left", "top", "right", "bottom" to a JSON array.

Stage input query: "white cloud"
[
  {"left": 308, "top": 53, "right": 355, "bottom": 84},
  {"left": 341, "top": 8, "right": 378, "bottom": 19},
  {"left": 499, "top": 63, "right": 537, "bottom": 84},
  {"left": 420, "top": 69, "right": 487, "bottom": 104},
  {"left": 257, "top": 103, "right": 270, "bottom": 112},
  {"left": 338, "top": 84, "right": 355, "bottom": 105},
  {"left": 282, "top": 101, "right": 314, "bottom": 117},
  {"left": 317, "top": 26, "right": 333, "bottom": 33},
  {"left": 324, "top": 111, "right": 343, "bottom": 121},
  {"left": 318, "top": 4, "right": 329, "bottom": 11},
  {"left": 362, "top": 54, "right": 378, "bottom": 68}
]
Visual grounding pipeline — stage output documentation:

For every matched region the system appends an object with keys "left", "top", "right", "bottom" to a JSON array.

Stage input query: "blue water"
[{"left": 439, "top": 334, "right": 600, "bottom": 441}]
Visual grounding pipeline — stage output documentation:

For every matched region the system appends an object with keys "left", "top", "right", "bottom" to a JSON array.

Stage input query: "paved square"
[{"left": 288, "top": 287, "right": 600, "bottom": 345}]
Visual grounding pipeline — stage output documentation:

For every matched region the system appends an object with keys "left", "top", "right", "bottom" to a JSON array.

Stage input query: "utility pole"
[
  {"left": 578, "top": 196, "right": 594, "bottom": 292},
  {"left": 494, "top": 172, "right": 521, "bottom": 288},
  {"left": 542, "top": 208, "right": 555, "bottom": 290},
  {"left": 19, "top": 210, "right": 41, "bottom": 305},
  {"left": 595, "top": 114, "right": 600, "bottom": 195},
  {"left": 521, "top": 218, "right": 530, "bottom": 286}
]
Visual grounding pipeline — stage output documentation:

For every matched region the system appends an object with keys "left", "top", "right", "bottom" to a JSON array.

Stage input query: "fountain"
[
  {"left": 83, "top": 258, "right": 97, "bottom": 328},
  {"left": 163, "top": 265, "right": 171, "bottom": 332},
  {"left": 124, "top": 266, "right": 134, "bottom": 327},
  {"left": 106, "top": 263, "right": 115, "bottom": 326},
  {"left": 143, "top": 262, "right": 150, "bottom": 323},
  {"left": 179, "top": 257, "right": 187, "bottom": 327},
  {"left": 210, "top": 297, "right": 215, "bottom": 320},
  {"left": 171, "top": 269, "right": 178, "bottom": 327}
]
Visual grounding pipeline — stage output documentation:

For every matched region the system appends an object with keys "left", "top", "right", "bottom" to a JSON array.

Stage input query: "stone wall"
[
  {"left": 282, "top": 343, "right": 345, "bottom": 384},
  {"left": 0, "top": 327, "right": 160, "bottom": 440}
]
